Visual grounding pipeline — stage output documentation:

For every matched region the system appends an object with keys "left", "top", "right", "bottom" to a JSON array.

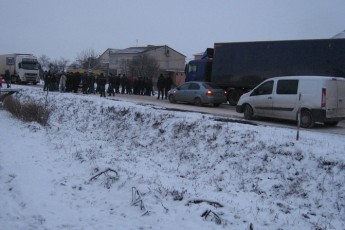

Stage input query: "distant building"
[
  {"left": 193, "top": 52, "right": 204, "bottom": 60},
  {"left": 98, "top": 45, "right": 186, "bottom": 86}
]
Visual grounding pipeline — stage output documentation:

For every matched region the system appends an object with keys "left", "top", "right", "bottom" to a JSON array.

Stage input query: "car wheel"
[
  {"left": 243, "top": 104, "right": 254, "bottom": 120},
  {"left": 213, "top": 103, "right": 221, "bottom": 107},
  {"left": 300, "top": 110, "right": 314, "bottom": 128},
  {"left": 194, "top": 97, "right": 202, "bottom": 106},
  {"left": 169, "top": 95, "right": 176, "bottom": 103}
]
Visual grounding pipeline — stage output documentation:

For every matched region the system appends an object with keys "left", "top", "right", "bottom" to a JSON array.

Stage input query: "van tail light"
[
  {"left": 206, "top": 90, "right": 213, "bottom": 95},
  {"left": 321, "top": 88, "right": 326, "bottom": 108}
]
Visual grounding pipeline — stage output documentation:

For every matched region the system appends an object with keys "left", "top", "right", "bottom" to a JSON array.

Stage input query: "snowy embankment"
[{"left": 1, "top": 88, "right": 344, "bottom": 229}]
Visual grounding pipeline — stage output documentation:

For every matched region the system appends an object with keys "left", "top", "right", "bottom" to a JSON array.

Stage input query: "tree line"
[{"left": 38, "top": 48, "right": 160, "bottom": 80}]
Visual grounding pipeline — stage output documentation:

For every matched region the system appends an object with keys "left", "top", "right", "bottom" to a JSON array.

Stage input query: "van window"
[
  {"left": 277, "top": 80, "right": 299, "bottom": 95},
  {"left": 252, "top": 80, "right": 273, "bottom": 96}
]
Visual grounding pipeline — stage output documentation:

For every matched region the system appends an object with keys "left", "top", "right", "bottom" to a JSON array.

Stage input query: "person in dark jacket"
[
  {"left": 120, "top": 74, "right": 127, "bottom": 94},
  {"left": 4, "top": 70, "right": 11, "bottom": 88},
  {"left": 107, "top": 73, "right": 116, "bottom": 96},
  {"left": 156, "top": 74, "right": 165, "bottom": 100},
  {"left": 164, "top": 75, "right": 173, "bottom": 99},
  {"left": 97, "top": 73, "right": 107, "bottom": 97},
  {"left": 43, "top": 71, "right": 49, "bottom": 91},
  {"left": 114, "top": 74, "right": 121, "bottom": 93}
]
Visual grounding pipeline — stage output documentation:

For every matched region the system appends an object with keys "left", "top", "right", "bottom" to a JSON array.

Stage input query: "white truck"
[{"left": 0, "top": 53, "right": 40, "bottom": 84}]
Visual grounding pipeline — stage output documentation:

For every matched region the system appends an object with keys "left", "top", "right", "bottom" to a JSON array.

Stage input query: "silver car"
[{"left": 168, "top": 81, "right": 227, "bottom": 107}]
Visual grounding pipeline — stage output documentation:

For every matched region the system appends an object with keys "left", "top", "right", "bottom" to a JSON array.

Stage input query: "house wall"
[{"left": 146, "top": 46, "right": 185, "bottom": 71}]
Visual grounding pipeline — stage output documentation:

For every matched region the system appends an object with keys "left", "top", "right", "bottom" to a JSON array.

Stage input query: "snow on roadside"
[{"left": 0, "top": 88, "right": 345, "bottom": 229}]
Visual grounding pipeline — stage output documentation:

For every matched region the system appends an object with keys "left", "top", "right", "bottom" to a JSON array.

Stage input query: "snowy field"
[{"left": 1, "top": 87, "right": 345, "bottom": 230}]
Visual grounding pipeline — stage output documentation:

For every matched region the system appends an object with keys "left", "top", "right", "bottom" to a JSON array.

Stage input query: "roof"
[
  {"left": 109, "top": 45, "right": 164, "bottom": 55},
  {"left": 108, "top": 45, "right": 186, "bottom": 57}
]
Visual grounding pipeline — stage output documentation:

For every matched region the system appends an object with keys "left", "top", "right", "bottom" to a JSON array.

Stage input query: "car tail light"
[
  {"left": 206, "top": 90, "right": 213, "bottom": 95},
  {"left": 321, "top": 88, "right": 326, "bottom": 108}
]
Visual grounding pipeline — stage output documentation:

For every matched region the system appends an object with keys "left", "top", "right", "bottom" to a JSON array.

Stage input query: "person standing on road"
[
  {"left": 157, "top": 74, "right": 165, "bottom": 100},
  {"left": 120, "top": 74, "right": 127, "bottom": 94},
  {"left": 115, "top": 74, "right": 121, "bottom": 93},
  {"left": 107, "top": 73, "right": 116, "bottom": 96},
  {"left": 4, "top": 70, "right": 11, "bottom": 88},
  {"left": 59, "top": 72, "right": 67, "bottom": 93},
  {"left": 88, "top": 74, "right": 95, "bottom": 94},
  {"left": 164, "top": 75, "right": 173, "bottom": 99},
  {"left": 97, "top": 73, "right": 107, "bottom": 97}
]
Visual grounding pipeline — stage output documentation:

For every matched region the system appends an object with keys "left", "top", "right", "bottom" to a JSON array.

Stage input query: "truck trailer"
[
  {"left": 0, "top": 53, "right": 40, "bottom": 85},
  {"left": 185, "top": 38, "right": 345, "bottom": 105}
]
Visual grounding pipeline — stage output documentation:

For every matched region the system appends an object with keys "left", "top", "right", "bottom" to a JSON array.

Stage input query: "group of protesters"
[{"left": 42, "top": 71, "right": 174, "bottom": 98}]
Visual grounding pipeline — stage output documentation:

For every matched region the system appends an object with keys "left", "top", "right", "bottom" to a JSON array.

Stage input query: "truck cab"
[
  {"left": 185, "top": 59, "right": 212, "bottom": 82},
  {"left": 14, "top": 55, "right": 40, "bottom": 84},
  {"left": 185, "top": 48, "right": 213, "bottom": 83}
]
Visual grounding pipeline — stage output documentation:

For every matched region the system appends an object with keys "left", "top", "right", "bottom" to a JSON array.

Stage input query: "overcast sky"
[{"left": 1, "top": 0, "right": 344, "bottom": 63}]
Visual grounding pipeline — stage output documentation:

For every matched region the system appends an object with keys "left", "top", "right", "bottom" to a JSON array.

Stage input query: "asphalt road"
[
  {"left": 17, "top": 84, "right": 345, "bottom": 135},
  {"left": 108, "top": 93, "right": 345, "bottom": 136}
]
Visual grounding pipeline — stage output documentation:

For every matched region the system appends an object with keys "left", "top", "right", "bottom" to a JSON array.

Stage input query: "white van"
[{"left": 236, "top": 76, "right": 345, "bottom": 128}]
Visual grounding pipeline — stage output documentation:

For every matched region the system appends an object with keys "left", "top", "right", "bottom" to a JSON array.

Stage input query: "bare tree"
[
  {"left": 128, "top": 54, "right": 160, "bottom": 79},
  {"left": 38, "top": 55, "right": 51, "bottom": 71},
  {"left": 76, "top": 48, "right": 100, "bottom": 70},
  {"left": 57, "top": 57, "right": 69, "bottom": 72}
]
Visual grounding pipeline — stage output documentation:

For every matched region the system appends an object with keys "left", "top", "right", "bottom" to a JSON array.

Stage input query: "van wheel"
[
  {"left": 300, "top": 110, "right": 314, "bottom": 128},
  {"left": 243, "top": 104, "right": 254, "bottom": 120},
  {"left": 194, "top": 97, "right": 203, "bottom": 106}
]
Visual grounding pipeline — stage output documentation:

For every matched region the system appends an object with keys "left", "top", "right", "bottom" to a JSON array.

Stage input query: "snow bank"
[{"left": 1, "top": 88, "right": 344, "bottom": 229}]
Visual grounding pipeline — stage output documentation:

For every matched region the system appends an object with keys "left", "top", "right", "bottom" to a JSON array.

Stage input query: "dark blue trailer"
[{"left": 185, "top": 38, "right": 345, "bottom": 105}]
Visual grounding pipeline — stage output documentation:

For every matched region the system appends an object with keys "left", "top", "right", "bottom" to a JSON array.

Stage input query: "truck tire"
[
  {"left": 300, "top": 110, "right": 314, "bottom": 128},
  {"left": 243, "top": 104, "right": 254, "bottom": 120},
  {"left": 227, "top": 90, "right": 240, "bottom": 106}
]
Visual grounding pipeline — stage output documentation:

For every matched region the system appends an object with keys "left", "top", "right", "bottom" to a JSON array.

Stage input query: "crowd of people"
[{"left": 42, "top": 71, "right": 174, "bottom": 99}]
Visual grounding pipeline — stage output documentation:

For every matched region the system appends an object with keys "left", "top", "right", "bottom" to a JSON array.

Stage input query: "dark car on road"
[{"left": 168, "top": 81, "right": 227, "bottom": 107}]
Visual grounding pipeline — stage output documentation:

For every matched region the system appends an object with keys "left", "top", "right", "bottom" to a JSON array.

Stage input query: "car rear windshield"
[{"left": 202, "top": 83, "right": 222, "bottom": 89}]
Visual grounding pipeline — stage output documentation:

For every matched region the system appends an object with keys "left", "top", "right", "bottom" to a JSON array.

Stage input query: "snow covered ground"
[{"left": 1, "top": 87, "right": 345, "bottom": 230}]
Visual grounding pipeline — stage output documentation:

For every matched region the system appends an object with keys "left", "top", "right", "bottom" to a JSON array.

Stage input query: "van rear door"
[{"left": 325, "top": 78, "right": 345, "bottom": 118}]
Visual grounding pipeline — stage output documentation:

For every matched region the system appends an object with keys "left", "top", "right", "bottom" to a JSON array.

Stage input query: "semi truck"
[
  {"left": 0, "top": 53, "right": 40, "bottom": 85},
  {"left": 185, "top": 38, "right": 345, "bottom": 105}
]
